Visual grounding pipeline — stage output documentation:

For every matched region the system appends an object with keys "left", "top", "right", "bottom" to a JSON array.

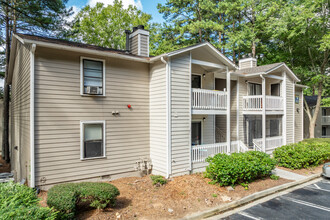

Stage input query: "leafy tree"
[
  {"left": 70, "top": 0, "right": 151, "bottom": 50},
  {"left": 267, "top": 0, "right": 329, "bottom": 138},
  {"left": 0, "top": 0, "right": 71, "bottom": 162}
]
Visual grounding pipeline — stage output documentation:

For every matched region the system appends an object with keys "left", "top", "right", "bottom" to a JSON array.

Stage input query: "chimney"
[
  {"left": 127, "top": 25, "right": 149, "bottom": 57},
  {"left": 238, "top": 55, "right": 257, "bottom": 70}
]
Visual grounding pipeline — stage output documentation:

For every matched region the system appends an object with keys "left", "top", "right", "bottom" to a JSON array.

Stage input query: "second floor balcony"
[
  {"left": 322, "top": 115, "right": 330, "bottom": 125},
  {"left": 243, "top": 95, "right": 284, "bottom": 113},
  {"left": 192, "top": 88, "right": 227, "bottom": 114}
]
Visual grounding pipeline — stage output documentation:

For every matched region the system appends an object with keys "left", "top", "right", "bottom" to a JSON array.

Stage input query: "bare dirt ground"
[
  {"left": 277, "top": 163, "right": 324, "bottom": 176},
  {"left": 39, "top": 174, "right": 291, "bottom": 220},
  {"left": 0, "top": 156, "right": 10, "bottom": 173}
]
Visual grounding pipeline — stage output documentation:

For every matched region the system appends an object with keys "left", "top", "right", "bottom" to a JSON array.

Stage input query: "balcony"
[
  {"left": 243, "top": 95, "right": 284, "bottom": 114},
  {"left": 322, "top": 116, "right": 330, "bottom": 125},
  {"left": 192, "top": 88, "right": 227, "bottom": 114}
]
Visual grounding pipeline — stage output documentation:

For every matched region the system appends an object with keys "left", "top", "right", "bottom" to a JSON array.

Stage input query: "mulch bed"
[
  {"left": 277, "top": 164, "right": 324, "bottom": 176},
  {"left": 39, "top": 174, "right": 292, "bottom": 220}
]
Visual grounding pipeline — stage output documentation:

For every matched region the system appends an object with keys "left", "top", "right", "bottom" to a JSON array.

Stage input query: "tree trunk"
[
  {"left": 2, "top": 1, "right": 10, "bottom": 162},
  {"left": 308, "top": 83, "right": 323, "bottom": 138}
]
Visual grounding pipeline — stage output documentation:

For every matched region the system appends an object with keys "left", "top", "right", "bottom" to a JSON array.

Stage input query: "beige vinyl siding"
[
  {"left": 129, "top": 35, "right": 138, "bottom": 55},
  {"left": 140, "top": 35, "right": 148, "bottom": 57},
  {"left": 286, "top": 75, "right": 294, "bottom": 143},
  {"left": 295, "top": 88, "right": 303, "bottom": 142},
  {"left": 239, "top": 62, "right": 252, "bottom": 70},
  {"left": 170, "top": 53, "right": 191, "bottom": 176},
  {"left": 10, "top": 43, "right": 31, "bottom": 183},
  {"left": 34, "top": 47, "right": 150, "bottom": 187},
  {"left": 238, "top": 77, "right": 247, "bottom": 141},
  {"left": 149, "top": 61, "right": 167, "bottom": 176},
  {"left": 230, "top": 81, "right": 237, "bottom": 140}
]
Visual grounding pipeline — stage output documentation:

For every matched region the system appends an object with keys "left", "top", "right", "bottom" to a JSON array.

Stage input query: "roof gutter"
[{"left": 22, "top": 38, "right": 150, "bottom": 63}]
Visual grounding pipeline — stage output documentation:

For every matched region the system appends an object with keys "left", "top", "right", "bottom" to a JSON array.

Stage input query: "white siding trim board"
[{"left": 30, "top": 44, "right": 36, "bottom": 188}]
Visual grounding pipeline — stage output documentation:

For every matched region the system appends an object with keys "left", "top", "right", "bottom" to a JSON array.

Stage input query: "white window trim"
[
  {"left": 80, "top": 56, "right": 106, "bottom": 96},
  {"left": 192, "top": 119, "right": 203, "bottom": 145},
  {"left": 80, "top": 120, "right": 106, "bottom": 160}
]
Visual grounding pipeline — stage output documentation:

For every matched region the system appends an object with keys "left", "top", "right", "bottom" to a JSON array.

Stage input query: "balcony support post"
[
  {"left": 261, "top": 75, "right": 266, "bottom": 152},
  {"left": 226, "top": 67, "right": 231, "bottom": 153}
]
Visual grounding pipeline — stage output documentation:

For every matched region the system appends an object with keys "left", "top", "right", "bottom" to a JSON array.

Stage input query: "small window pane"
[
  {"left": 84, "top": 124, "right": 102, "bottom": 141},
  {"left": 84, "top": 77, "right": 103, "bottom": 87},
  {"left": 84, "top": 69, "right": 102, "bottom": 78},
  {"left": 84, "top": 60, "right": 103, "bottom": 70},
  {"left": 271, "top": 84, "right": 280, "bottom": 96},
  {"left": 84, "top": 123, "right": 103, "bottom": 158}
]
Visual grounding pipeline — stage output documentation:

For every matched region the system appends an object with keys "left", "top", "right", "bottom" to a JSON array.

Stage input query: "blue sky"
[{"left": 66, "top": 0, "right": 166, "bottom": 23}]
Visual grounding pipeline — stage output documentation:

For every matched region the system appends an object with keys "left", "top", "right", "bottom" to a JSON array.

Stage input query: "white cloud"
[{"left": 88, "top": 0, "right": 143, "bottom": 10}]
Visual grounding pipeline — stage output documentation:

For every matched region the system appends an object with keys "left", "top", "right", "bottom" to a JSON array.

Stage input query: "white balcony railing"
[
  {"left": 322, "top": 116, "right": 330, "bottom": 124},
  {"left": 192, "top": 88, "right": 227, "bottom": 110},
  {"left": 192, "top": 142, "right": 227, "bottom": 163},
  {"left": 253, "top": 136, "right": 283, "bottom": 151},
  {"left": 243, "top": 95, "right": 284, "bottom": 111}
]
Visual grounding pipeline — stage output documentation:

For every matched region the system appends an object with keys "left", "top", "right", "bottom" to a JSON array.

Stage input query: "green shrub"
[
  {"left": 47, "top": 182, "right": 120, "bottom": 219},
  {"left": 205, "top": 151, "right": 276, "bottom": 186},
  {"left": 270, "top": 175, "right": 280, "bottom": 180},
  {"left": 0, "top": 181, "right": 57, "bottom": 219},
  {"left": 150, "top": 175, "right": 167, "bottom": 186},
  {"left": 273, "top": 141, "right": 330, "bottom": 169}
]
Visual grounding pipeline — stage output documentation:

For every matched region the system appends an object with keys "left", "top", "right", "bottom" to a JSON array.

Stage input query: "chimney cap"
[{"left": 137, "top": 25, "right": 144, "bottom": 30}]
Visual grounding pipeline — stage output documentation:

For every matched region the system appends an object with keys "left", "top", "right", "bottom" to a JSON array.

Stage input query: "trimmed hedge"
[
  {"left": 273, "top": 141, "right": 330, "bottom": 169},
  {"left": 0, "top": 181, "right": 56, "bottom": 219},
  {"left": 205, "top": 151, "right": 276, "bottom": 186},
  {"left": 47, "top": 182, "right": 119, "bottom": 219}
]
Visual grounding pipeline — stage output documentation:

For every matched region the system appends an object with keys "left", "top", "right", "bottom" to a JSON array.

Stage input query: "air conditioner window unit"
[{"left": 85, "top": 86, "right": 102, "bottom": 95}]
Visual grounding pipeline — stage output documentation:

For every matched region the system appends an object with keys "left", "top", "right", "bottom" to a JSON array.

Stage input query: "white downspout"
[
  {"left": 161, "top": 56, "right": 171, "bottom": 178},
  {"left": 226, "top": 67, "right": 231, "bottom": 153},
  {"left": 260, "top": 74, "right": 266, "bottom": 152},
  {"left": 30, "top": 43, "right": 36, "bottom": 188}
]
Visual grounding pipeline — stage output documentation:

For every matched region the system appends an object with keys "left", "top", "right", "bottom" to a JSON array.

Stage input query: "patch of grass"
[
  {"left": 270, "top": 175, "right": 280, "bottom": 180},
  {"left": 212, "top": 193, "right": 218, "bottom": 198},
  {"left": 150, "top": 175, "right": 167, "bottom": 186}
]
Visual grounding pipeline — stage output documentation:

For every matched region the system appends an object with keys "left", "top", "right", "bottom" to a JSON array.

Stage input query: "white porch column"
[
  {"left": 261, "top": 75, "right": 266, "bottom": 152},
  {"left": 226, "top": 68, "right": 231, "bottom": 153}
]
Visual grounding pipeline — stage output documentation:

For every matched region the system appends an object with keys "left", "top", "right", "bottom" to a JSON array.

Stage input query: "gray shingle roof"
[{"left": 235, "top": 63, "right": 284, "bottom": 74}]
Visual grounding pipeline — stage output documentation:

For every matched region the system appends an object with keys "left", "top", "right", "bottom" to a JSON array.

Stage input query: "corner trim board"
[{"left": 30, "top": 43, "right": 36, "bottom": 188}]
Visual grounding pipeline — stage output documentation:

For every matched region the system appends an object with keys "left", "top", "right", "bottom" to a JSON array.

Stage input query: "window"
[
  {"left": 192, "top": 75, "right": 202, "bottom": 88},
  {"left": 271, "top": 83, "right": 280, "bottom": 96},
  {"left": 322, "top": 126, "right": 326, "bottom": 136},
  {"left": 248, "top": 83, "right": 262, "bottom": 95},
  {"left": 81, "top": 58, "right": 105, "bottom": 95},
  {"left": 192, "top": 121, "right": 202, "bottom": 145},
  {"left": 81, "top": 121, "right": 105, "bottom": 159}
]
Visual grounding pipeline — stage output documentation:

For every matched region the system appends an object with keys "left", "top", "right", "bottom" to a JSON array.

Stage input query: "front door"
[
  {"left": 247, "top": 118, "right": 262, "bottom": 146},
  {"left": 192, "top": 121, "right": 202, "bottom": 145}
]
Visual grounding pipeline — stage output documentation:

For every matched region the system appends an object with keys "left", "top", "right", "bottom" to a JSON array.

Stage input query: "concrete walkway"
[{"left": 272, "top": 168, "right": 306, "bottom": 181}]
